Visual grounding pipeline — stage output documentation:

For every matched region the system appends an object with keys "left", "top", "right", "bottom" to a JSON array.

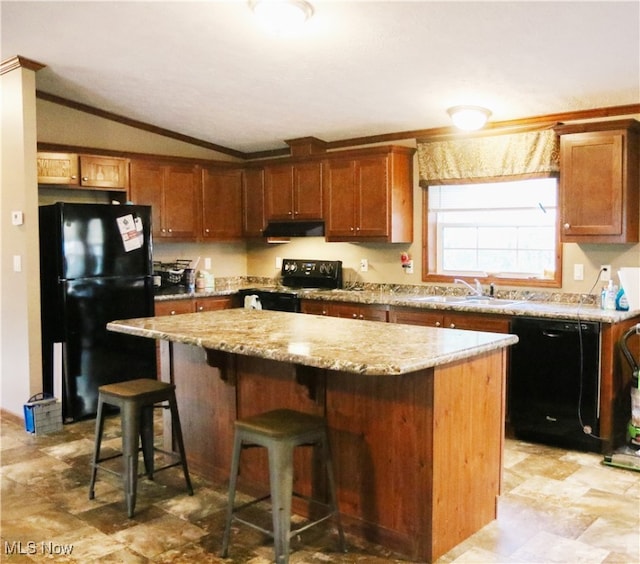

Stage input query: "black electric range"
[{"left": 239, "top": 259, "right": 343, "bottom": 312}]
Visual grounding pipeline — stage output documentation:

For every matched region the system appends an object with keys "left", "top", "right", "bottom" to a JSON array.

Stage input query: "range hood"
[{"left": 262, "top": 220, "right": 325, "bottom": 238}]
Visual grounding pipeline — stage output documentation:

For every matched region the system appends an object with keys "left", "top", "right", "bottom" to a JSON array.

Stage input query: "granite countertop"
[
  {"left": 107, "top": 309, "right": 518, "bottom": 376},
  {"left": 155, "top": 285, "right": 639, "bottom": 323}
]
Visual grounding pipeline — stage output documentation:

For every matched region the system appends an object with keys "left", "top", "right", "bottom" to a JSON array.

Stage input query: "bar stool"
[
  {"left": 88, "top": 378, "right": 193, "bottom": 518},
  {"left": 221, "top": 409, "right": 345, "bottom": 564}
]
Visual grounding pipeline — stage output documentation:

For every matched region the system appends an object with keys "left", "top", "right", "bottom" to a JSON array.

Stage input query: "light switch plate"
[
  {"left": 573, "top": 263, "right": 584, "bottom": 281},
  {"left": 11, "top": 211, "right": 24, "bottom": 225}
]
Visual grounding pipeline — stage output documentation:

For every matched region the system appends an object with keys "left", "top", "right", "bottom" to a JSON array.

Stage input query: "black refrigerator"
[{"left": 39, "top": 203, "right": 157, "bottom": 422}]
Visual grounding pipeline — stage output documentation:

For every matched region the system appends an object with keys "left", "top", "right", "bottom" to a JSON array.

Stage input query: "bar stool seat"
[
  {"left": 221, "top": 409, "right": 345, "bottom": 564},
  {"left": 88, "top": 378, "right": 193, "bottom": 518}
]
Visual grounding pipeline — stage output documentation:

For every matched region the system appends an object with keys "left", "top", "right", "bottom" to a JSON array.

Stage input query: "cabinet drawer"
[{"left": 155, "top": 299, "right": 194, "bottom": 316}]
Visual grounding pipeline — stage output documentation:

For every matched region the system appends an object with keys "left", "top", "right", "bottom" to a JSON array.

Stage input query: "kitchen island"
[{"left": 108, "top": 309, "right": 518, "bottom": 562}]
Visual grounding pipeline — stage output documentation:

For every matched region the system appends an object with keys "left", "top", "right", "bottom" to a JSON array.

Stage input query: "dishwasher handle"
[{"left": 542, "top": 331, "right": 563, "bottom": 338}]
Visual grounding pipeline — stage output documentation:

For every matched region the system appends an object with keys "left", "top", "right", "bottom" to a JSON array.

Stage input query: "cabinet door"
[
  {"left": 79, "top": 155, "right": 128, "bottom": 189},
  {"left": 389, "top": 308, "right": 444, "bottom": 328},
  {"left": 356, "top": 156, "right": 389, "bottom": 238},
  {"left": 37, "top": 152, "right": 79, "bottom": 184},
  {"left": 293, "top": 161, "right": 323, "bottom": 219},
  {"left": 155, "top": 299, "right": 194, "bottom": 316},
  {"left": 265, "top": 164, "right": 294, "bottom": 220},
  {"left": 561, "top": 131, "right": 624, "bottom": 239},
  {"left": 202, "top": 168, "right": 243, "bottom": 239},
  {"left": 130, "top": 160, "right": 165, "bottom": 238},
  {"left": 443, "top": 312, "right": 510, "bottom": 332},
  {"left": 324, "top": 159, "right": 356, "bottom": 237},
  {"left": 243, "top": 168, "right": 266, "bottom": 237},
  {"left": 330, "top": 302, "right": 387, "bottom": 321},
  {"left": 195, "top": 297, "right": 235, "bottom": 312},
  {"left": 163, "top": 165, "right": 200, "bottom": 239},
  {"left": 330, "top": 302, "right": 362, "bottom": 320},
  {"left": 301, "top": 299, "right": 330, "bottom": 316}
]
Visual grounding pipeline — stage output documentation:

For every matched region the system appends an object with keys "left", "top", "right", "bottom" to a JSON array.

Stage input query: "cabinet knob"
[
  {"left": 170, "top": 310, "right": 177, "bottom": 315},
  {"left": 352, "top": 313, "right": 358, "bottom": 318},
  {"left": 161, "top": 228, "right": 166, "bottom": 233},
  {"left": 205, "top": 229, "right": 210, "bottom": 233},
  {"left": 322, "top": 310, "right": 327, "bottom": 315},
  {"left": 168, "top": 228, "right": 172, "bottom": 233},
  {"left": 350, "top": 227, "right": 354, "bottom": 231},
  {"left": 435, "top": 321, "right": 441, "bottom": 327},
  {"left": 449, "top": 323, "right": 456, "bottom": 329},
  {"left": 82, "top": 176, "right": 88, "bottom": 181},
  {"left": 359, "top": 314, "right": 364, "bottom": 319},
  {"left": 288, "top": 211, "right": 293, "bottom": 215},
  {"left": 198, "top": 306, "right": 204, "bottom": 311},
  {"left": 564, "top": 223, "right": 570, "bottom": 229},
  {"left": 70, "top": 175, "right": 77, "bottom": 180}
]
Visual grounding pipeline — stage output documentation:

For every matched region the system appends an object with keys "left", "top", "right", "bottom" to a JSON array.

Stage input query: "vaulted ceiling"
[{"left": 2, "top": 1, "right": 639, "bottom": 156}]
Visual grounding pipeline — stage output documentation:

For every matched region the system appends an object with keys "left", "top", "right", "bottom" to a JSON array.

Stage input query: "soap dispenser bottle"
[{"left": 604, "top": 280, "right": 617, "bottom": 311}]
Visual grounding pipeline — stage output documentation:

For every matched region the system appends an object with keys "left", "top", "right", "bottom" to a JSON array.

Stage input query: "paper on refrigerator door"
[{"left": 116, "top": 214, "right": 144, "bottom": 252}]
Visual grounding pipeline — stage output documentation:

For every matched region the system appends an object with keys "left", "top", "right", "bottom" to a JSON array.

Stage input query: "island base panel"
[{"left": 164, "top": 340, "right": 506, "bottom": 562}]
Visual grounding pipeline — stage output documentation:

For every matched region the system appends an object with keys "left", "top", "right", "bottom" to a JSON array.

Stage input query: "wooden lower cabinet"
[
  {"left": 389, "top": 306, "right": 511, "bottom": 333},
  {"left": 155, "top": 296, "right": 236, "bottom": 316},
  {"left": 301, "top": 299, "right": 388, "bottom": 322},
  {"left": 154, "top": 299, "right": 194, "bottom": 317}
]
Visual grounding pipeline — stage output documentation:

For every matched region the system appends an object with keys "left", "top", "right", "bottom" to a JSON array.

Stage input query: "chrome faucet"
[{"left": 454, "top": 278, "right": 483, "bottom": 297}]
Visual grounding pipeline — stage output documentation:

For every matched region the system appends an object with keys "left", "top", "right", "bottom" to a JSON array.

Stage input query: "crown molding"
[
  {"left": 1, "top": 55, "right": 46, "bottom": 75},
  {"left": 34, "top": 87, "right": 640, "bottom": 161}
]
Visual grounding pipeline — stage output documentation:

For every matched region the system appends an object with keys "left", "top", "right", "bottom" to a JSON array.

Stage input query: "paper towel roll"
[
  {"left": 244, "top": 295, "right": 262, "bottom": 310},
  {"left": 618, "top": 268, "right": 640, "bottom": 311}
]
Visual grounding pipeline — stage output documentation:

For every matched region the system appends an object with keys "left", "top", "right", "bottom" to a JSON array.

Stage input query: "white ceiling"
[{"left": 2, "top": 1, "right": 639, "bottom": 155}]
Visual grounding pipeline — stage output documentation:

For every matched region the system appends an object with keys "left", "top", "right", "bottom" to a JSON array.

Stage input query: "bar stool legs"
[
  {"left": 88, "top": 379, "right": 193, "bottom": 518},
  {"left": 221, "top": 409, "right": 346, "bottom": 564}
]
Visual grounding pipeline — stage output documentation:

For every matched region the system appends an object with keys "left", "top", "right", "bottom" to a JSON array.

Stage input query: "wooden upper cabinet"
[
  {"left": 37, "top": 153, "right": 128, "bottom": 190},
  {"left": 264, "top": 161, "right": 322, "bottom": 220},
  {"left": 243, "top": 167, "right": 266, "bottom": 237},
  {"left": 130, "top": 160, "right": 200, "bottom": 240},
  {"left": 37, "top": 153, "right": 79, "bottom": 184},
  {"left": 202, "top": 167, "right": 243, "bottom": 240},
  {"left": 79, "top": 155, "right": 128, "bottom": 189},
  {"left": 557, "top": 119, "right": 639, "bottom": 243},
  {"left": 324, "top": 146, "right": 414, "bottom": 242}
]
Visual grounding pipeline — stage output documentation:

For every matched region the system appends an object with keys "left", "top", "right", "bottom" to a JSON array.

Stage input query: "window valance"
[{"left": 417, "top": 127, "right": 560, "bottom": 186}]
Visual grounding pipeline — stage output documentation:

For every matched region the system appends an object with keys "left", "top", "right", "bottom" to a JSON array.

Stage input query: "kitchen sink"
[
  {"left": 409, "top": 295, "right": 466, "bottom": 303},
  {"left": 409, "top": 295, "right": 521, "bottom": 307},
  {"left": 459, "top": 297, "right": 521, "bottom": 307}
]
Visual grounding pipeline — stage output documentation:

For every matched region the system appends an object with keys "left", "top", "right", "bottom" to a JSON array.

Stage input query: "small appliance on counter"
[
  {"left": 153, "top": 259, "right": 193, "bottom": 289},
  {"left": 239, "top": 258, "right": 342, "bottom": 312}
]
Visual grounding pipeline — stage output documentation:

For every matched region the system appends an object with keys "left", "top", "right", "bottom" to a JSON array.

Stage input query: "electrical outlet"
[
  {"left": 204, "top": 257, "right": 212, "bottom": 270},
  {"left": 404, "top": 260, "right": 414, "bottom": 274},
  {"left": 601, "top": 264, "right": 611, "bottom": 282},
  {"left": 360, "top": 259, "right": 368, "bottom": 272},
  {"left": 275, "top": 256, "right": 282, "bottom": 269},
  {"left": 573, "top": 263, "right": 584, "bottom": 281}
]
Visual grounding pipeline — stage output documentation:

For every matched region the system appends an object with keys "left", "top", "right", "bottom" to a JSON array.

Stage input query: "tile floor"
[{"left": 1, "top": 409, "right": 639, "bottom": 563}]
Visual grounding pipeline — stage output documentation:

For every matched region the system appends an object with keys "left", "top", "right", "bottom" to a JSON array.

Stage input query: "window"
[{"left": 425, "top": 177, "right": 560, "bottom": 285}]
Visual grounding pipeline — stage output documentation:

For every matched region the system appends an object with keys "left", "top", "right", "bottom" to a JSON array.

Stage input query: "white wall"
[{"left": 1, "top": 65, "right": 42, "bottom": 416}]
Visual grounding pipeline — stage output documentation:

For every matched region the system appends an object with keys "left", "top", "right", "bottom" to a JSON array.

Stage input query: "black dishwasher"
[{"left": 509, "top": 317, "right": 601, "bottom": 452}]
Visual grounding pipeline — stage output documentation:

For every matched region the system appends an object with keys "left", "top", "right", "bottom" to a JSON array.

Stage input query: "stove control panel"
[{"left": 281, "top": 259, "right": 343, "bottom": 289}]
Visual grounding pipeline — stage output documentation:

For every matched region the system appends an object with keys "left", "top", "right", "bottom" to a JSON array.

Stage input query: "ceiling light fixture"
[
  {"left": 447, "top": 105, "right": 492, "bottom": 131},
  {"left": 249, "top": 0, "right": 314, "bottom": 33}
]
